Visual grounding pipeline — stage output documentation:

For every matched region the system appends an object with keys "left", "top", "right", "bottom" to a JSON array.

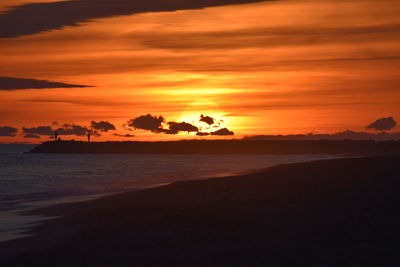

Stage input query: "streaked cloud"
[
  {"left": 0, "top": 0, "right": 272, "bottom": 38},
  {"left": 0, "top": 77, "right": 92, "bottom": 90}
]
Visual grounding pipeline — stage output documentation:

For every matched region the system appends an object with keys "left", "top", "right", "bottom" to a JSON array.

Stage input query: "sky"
[{"left": 0, "top": 0, "right": 400, "bottom": 142}]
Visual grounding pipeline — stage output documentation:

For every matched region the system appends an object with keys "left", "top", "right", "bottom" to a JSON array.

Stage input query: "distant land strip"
[{"left": 28, "top": 140, "right": 400, "bottom": 155}]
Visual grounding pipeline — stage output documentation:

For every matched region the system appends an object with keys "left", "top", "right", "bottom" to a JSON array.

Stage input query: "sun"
[{"left": 178, "top": 100, "right": 228, "bottom": 133}]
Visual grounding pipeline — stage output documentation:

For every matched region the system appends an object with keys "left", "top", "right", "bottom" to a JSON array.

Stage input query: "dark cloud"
[
  {"left": 126, "top": 114, "right": 165, "bottom": 133},
  {"left": 126, "top": 114, "right": 198, "bottom": 134},
  {"left": 0, "top": 126, "right": 17, "bottom": 137},
  {"left": 0, "top": 0, "right": 271, "bottom": 38},
  {"left": 23, "top": 126, "right": 53, "bottom": 136},
  {"left": 127, "top": 114, "right": 234, "bottom": 136},
  {"left": 57, "top": 124, "right": 94, "bottom": 136},
  {"left": 196, "top": 132, "right": 210, "bottom": 136},
  {"left": 200, "top": 114, "right": 215, "bottom": 125},
  {"left": 0, "top": 77, "right": 92, "bottom": 90},
  {"left": 91, "top": 121, "right": 116, "bottom": 132},
  {"left": 23, "top": 123, "right": 100, "bottom": 137},
  {"left": 24, "top": 134, "right": 40, "bottom": 139},
  {"left": 167, "top": 122, "right": 198, "bottom": 134},
  {"left": 366, "top": 117, "right": 397, "bottom": 131},
  {"left": 113, "top": 133, "right": 135, "bottom": 138},
  {"left": 88, "top": 129, "right": 100, "bottom": 137},
  {"left": 210, "top": 128, "right": 234, "bottom": 136},
  {"left": 244, "top": 130, "right": 400, "bottom": 141},
  {"left": 196, "top": 128, "right": 235, "bottom": 136}
]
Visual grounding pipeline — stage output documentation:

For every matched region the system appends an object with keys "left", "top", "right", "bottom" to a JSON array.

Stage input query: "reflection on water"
[
  {"left": 0, "top": 144, "right": 337, "bottom": 242},
  {"left": 0, "top": 145, "right": 337, "bottom": 208}
]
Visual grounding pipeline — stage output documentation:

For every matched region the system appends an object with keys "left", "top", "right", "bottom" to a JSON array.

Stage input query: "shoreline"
[
  {"left": 0, "top": 153, "right": 337, "bottom": 214},
  {"left": 2, "top": 155, "right": 400, "bottom": 266},
  {"left": 0, "top": 192, "right": 119, "bottom": 243}
]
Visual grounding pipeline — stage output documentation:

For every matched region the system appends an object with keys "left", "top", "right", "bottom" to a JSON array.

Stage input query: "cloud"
[
  {"left": 199, "top": 114, "right": 215, "bottom": 125},
  {"left": 57, "top": 123, "right": 93, "bottom": 136},
  {"left": 24, "top": 133, "right": 40, "bottom": 138},
  {"left": 167, "top": 121, "right": 198, "bottom": 134},
  {"left": 210, "top": 128, "right": 234, "bottom": 136},
  {"left": 196, "top": 127, "right": 235, "bottom": 136},
  {"left": 137, "top": 23, "right": 400, "bottom": 51},
  {"left": 59, "top": 123, "right": 101, "bottom": 137},
  {"left": 366, "top": 117, "right": 397, "bottom": 131},
  {"left": 23, "top": 126, "right": 53, "bottom": 135},
  {"left": 0, "top": 126, "right": 17, "bottom": 136},
  {"left": 113, "top": 133, "right": 135, "bottom": 138},
  {"left": 127, "top": 114, "right": 234, "bottom": 136},
  {"left": 0, "top": 77, "right": 92, "bottom": 90},
  {"left": 196, "top": 132, "right": 210, "bottom": 136},
  {"left": 126, "top": 114, "right": 199, "bottom": 134},
  {"left": 23, "top": 123, "right": 100, "bottom": 137},
  {"left": 243, "top": 130, "right": 400, "bottom": 141},
  {"left": 126, "top": 114, "right": 165, "bottom": 132},
  {"left": 91, "top": 121, "right": 116, "bottom": 132},
  {"left": 0, "top": 0, "right": 271, "bottom": 38}
]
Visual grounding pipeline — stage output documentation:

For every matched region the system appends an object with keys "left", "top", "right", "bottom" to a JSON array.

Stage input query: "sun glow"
[
  {"left": 1, "top": 0, "right": 399, "bottom": 144},
  {"left": 178, "top": 100, "right": 228, "bottom": 134}
]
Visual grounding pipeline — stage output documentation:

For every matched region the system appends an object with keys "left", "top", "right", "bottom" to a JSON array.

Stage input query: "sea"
[{"left": 0, "top": 143, "right": 336, "bottom": 242}]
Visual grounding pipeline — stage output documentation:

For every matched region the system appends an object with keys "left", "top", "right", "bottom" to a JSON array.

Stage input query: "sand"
[{"left": 1, "top": 155, "right": 400, "bottom": 266}]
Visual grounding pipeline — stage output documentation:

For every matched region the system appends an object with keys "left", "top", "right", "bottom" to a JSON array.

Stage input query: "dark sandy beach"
[{"left": 1, "top": 155, "right": 400, "bottom": 267}]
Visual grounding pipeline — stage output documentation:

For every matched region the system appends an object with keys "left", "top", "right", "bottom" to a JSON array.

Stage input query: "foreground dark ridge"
[
  {"left": 2, "top": 156, "right": 400, "bottom": 266},
  {"left": 29, "top": 139, "right": 400, "bottom": 155}
]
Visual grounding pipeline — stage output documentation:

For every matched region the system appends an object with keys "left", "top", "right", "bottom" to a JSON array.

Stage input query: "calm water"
[
  {"left": 0, "top": 144, "right": 336, "bottom": 210},
  {"left": 0, "top": 144, "right": 336, "bottom": 242}
]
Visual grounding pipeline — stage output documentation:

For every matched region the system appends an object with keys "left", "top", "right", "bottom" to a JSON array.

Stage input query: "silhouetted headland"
[
  {"left": 2, "top": 155, "right": 400, "bottom": 266},
  {"left": 28, "top": 139, "right": 400, "bottom": 155}
]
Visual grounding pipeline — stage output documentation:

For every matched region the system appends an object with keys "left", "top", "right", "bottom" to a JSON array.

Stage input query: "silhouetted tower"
[{"left": 87, "top": 132, "right": 91, "bottom": 143}]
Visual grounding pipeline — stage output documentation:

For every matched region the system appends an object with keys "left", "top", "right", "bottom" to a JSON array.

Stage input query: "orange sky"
[{"left": 1, "top": 0, "right": 400, "bottom": 142}]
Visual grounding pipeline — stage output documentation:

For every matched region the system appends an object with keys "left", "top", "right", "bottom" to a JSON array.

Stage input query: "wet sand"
[{"left": 1, "top": 155, "right": 400, "bottom": 266}]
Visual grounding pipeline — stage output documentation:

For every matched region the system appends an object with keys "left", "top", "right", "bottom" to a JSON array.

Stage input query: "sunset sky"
[{"left": 1, "top": 0, "right": 400, "bottom": 142}]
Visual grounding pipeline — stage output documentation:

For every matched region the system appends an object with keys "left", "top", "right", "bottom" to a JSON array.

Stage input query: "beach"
[
  {"left": 0, "top": 148, "right": 332, "bottom": 243},
  {"left": 1, "top": 155, "right": 400, "bottom": 266}
]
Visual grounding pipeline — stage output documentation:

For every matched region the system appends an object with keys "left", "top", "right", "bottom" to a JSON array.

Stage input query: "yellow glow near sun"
[
  {"left": 156, "top": 87, "right": 236, "bottom": 96},
  {"left": 178, "top": 100, "right": 228, "bottom": 134}
]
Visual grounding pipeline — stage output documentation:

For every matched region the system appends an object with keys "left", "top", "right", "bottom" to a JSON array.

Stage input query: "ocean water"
[{"left": 0, "top": 144, "right": 336, "bottom": 242}]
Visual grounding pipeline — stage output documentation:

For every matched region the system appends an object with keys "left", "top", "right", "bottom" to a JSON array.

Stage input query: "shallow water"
[{"left": 0, "top": 144, "right": 337, "bottom": 242}]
